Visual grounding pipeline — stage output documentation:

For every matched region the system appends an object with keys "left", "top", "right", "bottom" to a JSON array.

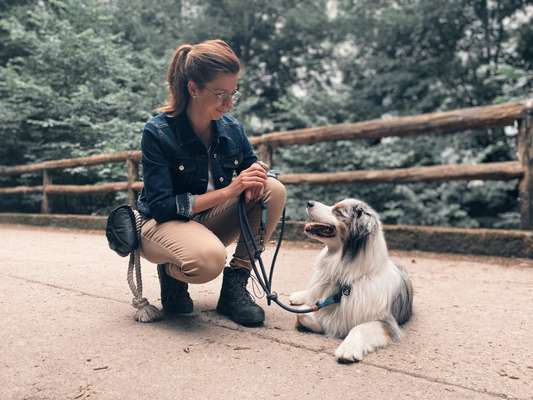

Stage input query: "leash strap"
[
  {"left": 238, "top": 192, "right": 349, "bottom": 314},
  {"left": 126, "top": 210, "right": 163, "bottom": 322}
]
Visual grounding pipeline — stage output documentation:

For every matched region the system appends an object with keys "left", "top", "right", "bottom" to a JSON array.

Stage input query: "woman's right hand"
[{"left": 226, "top": 163, "right": 267, "bottom": 199}]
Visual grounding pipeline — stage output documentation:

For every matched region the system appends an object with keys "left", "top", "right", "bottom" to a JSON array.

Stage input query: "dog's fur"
[{"left": 289, "top": 198, "right": 413, "bottom": 363}]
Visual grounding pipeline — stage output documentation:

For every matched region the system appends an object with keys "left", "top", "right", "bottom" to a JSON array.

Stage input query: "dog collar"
[{"left": 313, "top": 284, "right": 352, "bottom": 311}]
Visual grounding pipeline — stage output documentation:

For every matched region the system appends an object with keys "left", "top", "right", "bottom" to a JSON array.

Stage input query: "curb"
[{"left": 1, "top": 213, "right": 532, "bottom": 258}]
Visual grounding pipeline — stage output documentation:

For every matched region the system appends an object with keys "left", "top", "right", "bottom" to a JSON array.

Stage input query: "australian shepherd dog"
[{"left": 289, "top": 198, "right": 413, "bottom": 363}]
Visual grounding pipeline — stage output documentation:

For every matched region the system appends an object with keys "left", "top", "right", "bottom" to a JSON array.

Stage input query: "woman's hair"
[{"left": 159, "top": 39, "right": 241, "bottom": 116}]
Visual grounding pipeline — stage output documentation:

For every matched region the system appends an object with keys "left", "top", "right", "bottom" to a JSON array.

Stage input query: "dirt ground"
[{"left": 1, "top": 224, "right": 532, "bottom": 400}]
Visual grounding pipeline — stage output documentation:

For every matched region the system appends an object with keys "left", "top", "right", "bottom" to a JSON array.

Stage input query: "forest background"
[{"left": 1, "top": 0, "right": 532, "bottom": 228}]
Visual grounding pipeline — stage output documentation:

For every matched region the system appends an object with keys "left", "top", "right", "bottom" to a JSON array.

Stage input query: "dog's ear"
[{"left": 342, "top": 209, "right": 375, "bottom": 260}]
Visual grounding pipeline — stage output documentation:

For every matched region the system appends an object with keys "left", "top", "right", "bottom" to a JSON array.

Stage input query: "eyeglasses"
[{"left": 205, "top": 87, "right": 241, "bottom": 105}]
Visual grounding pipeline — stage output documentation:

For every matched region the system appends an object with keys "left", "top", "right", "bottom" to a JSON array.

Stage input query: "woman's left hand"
[{"left": 244, "top": 161, "right": 269, "bottom": 202}]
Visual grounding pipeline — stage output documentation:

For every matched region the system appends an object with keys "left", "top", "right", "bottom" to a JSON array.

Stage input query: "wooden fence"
[{"left": 1, "top": 99, "right": 532, "bottom": 230}]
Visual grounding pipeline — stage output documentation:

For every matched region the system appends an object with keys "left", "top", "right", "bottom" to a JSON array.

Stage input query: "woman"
[{"left": 137, "top": 39, "right": 286, "bottom": 327}]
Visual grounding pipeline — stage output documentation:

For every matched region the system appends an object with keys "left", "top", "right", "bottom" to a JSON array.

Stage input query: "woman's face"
[{"left": 189, "top": 73, "right": 240, "bottom": 121}]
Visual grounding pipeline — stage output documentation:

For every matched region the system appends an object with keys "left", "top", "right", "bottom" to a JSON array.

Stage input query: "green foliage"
[
  {"left": 0, "top": 0, "right": 164, "bottom": 168},
  {"left": 0, "top": 0, "right": 167, "bottom": 213},
  {"left": 178, "top": 0, "right": 335, "bottom": 129},
  {"left": 275, "top": 0, "right": 532, "bottom": 228},
  {"left": 0, "top": 0, "right": 532, "bottom": 227}
]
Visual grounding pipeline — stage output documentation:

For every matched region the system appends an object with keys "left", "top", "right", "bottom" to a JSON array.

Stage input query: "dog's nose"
[{"left": 307, "top": 201, "right": 315, "bottom": 208}]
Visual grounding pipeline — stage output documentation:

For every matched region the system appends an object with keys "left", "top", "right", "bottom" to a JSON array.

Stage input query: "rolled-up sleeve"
[{"left": 141, "top": 124, "right": 194, "bottom": 222}]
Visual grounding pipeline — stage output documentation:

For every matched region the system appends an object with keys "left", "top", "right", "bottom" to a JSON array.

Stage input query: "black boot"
[
  {"left": 216, "top": 267, "right": 265, "bottom": 327},
  {"left": 157, "top": 264, "right": 193, "bottom": 314}
]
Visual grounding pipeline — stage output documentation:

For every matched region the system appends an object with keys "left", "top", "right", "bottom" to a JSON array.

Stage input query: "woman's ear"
[{"left": 187, "top": 80, "right": 197, "bottom": 98}]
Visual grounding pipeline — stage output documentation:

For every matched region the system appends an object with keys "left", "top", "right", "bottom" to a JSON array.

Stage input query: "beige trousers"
[{"left": 140, "top": 177, "right": 286, "bottom": 284}]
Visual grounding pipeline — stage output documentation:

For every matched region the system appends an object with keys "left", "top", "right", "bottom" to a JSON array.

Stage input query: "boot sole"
[
  {"left": 162, "top": 297, "right": 194, "bottom": 315},
  {"left": 216, "top": 304, "right": 264, "bottom": 327},
  {"left": 163, "top": 308, "right": 194, "bottom": 315}
]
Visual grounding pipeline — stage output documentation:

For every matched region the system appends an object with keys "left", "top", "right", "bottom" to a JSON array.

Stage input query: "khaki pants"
[{"left": 140, "top": 177, "right": 286, "bottom": 284}]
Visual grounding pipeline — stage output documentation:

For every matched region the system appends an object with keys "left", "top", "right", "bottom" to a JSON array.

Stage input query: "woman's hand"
[
  {"left": 243, "top": 162, "right": 269, "bottom": 202},
  {"left": 244, "top": 185, "right": 264, "bottom": 203},
  {"left": 226, "top": 162, "right": 267, "bottom": 200}
]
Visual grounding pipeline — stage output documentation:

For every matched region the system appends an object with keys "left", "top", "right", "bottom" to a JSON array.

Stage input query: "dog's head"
[{"left": 304, "top": 198, "right": 381, "bottom": 259}]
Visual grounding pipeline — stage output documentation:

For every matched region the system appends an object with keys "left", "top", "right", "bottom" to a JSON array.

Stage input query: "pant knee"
[
  {"left": 189, "top": 242, "right": 226, "bottom": 283},
  {"left": 265, "top": 177, "right": 286, "bottom": 204}
]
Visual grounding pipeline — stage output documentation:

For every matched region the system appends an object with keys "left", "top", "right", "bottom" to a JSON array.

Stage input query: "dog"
[{"left": 289, "top": 198, "right": 413, "bottom": 363}]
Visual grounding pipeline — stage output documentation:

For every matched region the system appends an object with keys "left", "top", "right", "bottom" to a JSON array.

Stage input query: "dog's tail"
[{"left": 391, "top": 265, "right": 413, "bottom": 325}]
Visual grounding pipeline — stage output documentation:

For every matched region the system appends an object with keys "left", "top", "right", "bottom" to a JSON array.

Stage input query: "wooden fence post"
[
  {"left": 41, "top": 170, "right": 50, "bottom": 214},
  {"left": 127, "top": 157, "right": 139, "bottom": 208},
  {"left": 257, "top": 143, "right": 273, "bottom": 168},
  {"left": 518, "top": 113, "right": 533, "bottom": 230}
]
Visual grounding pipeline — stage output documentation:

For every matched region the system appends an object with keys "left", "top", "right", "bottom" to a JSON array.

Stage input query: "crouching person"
[{"left": 136, "top": 39, "right": 286, "bottom": 327}]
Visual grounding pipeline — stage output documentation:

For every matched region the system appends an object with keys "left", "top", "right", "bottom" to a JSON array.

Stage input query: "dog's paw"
[
  {"left": 295, "top": 312, "right": 324, "bottom": 334},
  {"left": 295, "top": 316, "right": 312, "bottom": 332},
  {"left": 295, "top": 313, "right": 312, "bottom": 332},
  {"left": 335, "top": 321, "right": 394, "bottom": 363},
  {"left": 289, "top": 290, "right": 307, "bottom": 306},
  {"left": 334, "top": 334, "right": 373, "bottom": 363}
]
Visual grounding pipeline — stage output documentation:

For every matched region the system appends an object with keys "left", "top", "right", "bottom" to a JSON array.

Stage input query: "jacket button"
[
  {"left": 178, "top": 165, "right": 185, "bottom": 171},
  {"left": 219, "top": 177, "right": 224, "bottom": 182},
  {"left": 213, "top": 153, "right": 217, "bottom": 159},
  {"left": 234, "top": 159, "right": 238, "bottom": 165}
]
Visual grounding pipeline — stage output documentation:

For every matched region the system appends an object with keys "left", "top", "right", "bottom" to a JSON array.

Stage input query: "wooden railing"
[{"left": 1, "top": 99, "right": 532, "bottom": 229}]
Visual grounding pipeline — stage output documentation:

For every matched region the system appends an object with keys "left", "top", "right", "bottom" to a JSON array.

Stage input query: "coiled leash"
[
  {"left": 106, "top": 204, "right": 163, "bottom": 322},
  {"left": 238, "top": 171, "right": 351, "bottom": 314}
]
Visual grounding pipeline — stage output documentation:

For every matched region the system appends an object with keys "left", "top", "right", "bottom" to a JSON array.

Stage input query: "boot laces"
[
  {"left": 233, "top": 270, "right": 258, "bottom": 304},
  {"left": 249, "top": 273, "right": 265, "bottom": 300}
]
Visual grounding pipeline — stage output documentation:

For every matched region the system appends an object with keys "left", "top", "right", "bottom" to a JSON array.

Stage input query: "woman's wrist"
[{"left": 221, "top": 186, "right": 237, "bottom": 200}]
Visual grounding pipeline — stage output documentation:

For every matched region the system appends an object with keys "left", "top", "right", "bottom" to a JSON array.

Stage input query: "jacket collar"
[{"left": 174, "top": 112, "right": 231, "bottom": 147}]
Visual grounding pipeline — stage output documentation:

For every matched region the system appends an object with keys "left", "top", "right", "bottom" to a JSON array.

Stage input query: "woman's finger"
[
  {"left": 241, "top": 169, "right": 267, "bottom": 180},
  {"left": 242, "top": 177, "right": 267, "bottom": 186},
  {"left": 252, "top": 186, "right": 264, "bottom": 202}
]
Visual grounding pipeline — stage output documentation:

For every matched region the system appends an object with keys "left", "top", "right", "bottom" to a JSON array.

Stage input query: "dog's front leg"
[
  {"left": 295, "top": 310, "right": 324, "bottom": 333},
  {"left": 334, "top": 317, "right": 401, "bottom": 363}
]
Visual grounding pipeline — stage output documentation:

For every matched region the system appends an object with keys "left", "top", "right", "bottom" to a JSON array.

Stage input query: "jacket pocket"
[
  {"left": 221, "top": 151, "right": 243, "bottom": 171},
  {"left": 173, "top": 158, "right": 198, "bottom": 187}
]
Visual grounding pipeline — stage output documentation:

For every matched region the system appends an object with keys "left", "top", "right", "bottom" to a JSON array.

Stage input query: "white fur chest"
[{"left": 306, "top": 249, "right": 401, "bottom": 338}]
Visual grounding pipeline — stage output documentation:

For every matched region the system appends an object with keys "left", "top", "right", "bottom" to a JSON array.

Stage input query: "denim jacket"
[{"left": 137, "top": 111, "right": 258, "bottom": 223}]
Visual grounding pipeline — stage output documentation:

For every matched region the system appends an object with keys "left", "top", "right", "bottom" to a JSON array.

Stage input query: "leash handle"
[{"left": 238, "top": 169, "right": 345, "bottom": 314}]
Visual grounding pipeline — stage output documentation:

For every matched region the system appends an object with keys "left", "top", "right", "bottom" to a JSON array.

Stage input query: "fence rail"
[
  {"left": 249, "top": 100, "right": 529, "bottom": 147},
  {"left": 1, "top": 99, "right": 532, "bottom": 229}
]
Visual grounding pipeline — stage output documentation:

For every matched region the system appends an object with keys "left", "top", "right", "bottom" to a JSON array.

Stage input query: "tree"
[
  {"left": 175, "top": 0, "right": 334, "bottom": 132},
  {"left": 0, "top": 0, "right": 166, "bottom": 212},
  {"left": 276, "top": 0, "right": 533, "bottom": 227},
  {"left": 0, "top": 0, "right": 164, "bottom": 167},
  {"left": 1, "top": 0, "right": 531, "bottom": 225}
]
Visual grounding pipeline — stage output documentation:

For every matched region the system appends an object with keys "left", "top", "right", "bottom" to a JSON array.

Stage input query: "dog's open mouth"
[{"left": 304, "top": 223, "right": 336, "bottom": 237}]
